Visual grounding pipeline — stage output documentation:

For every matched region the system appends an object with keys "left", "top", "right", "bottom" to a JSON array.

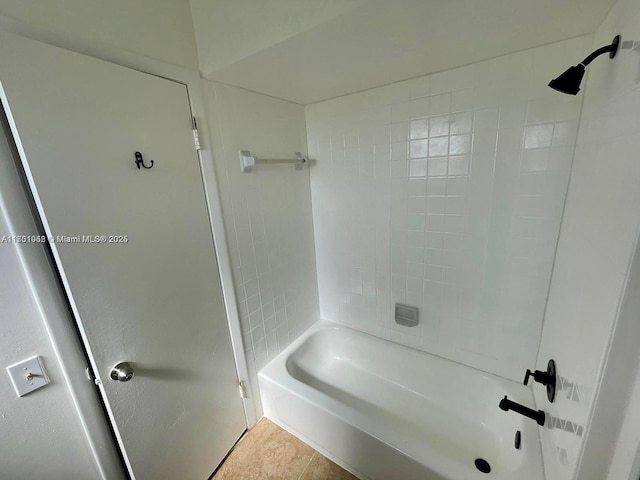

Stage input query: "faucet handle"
[
  {"left": 523, "top": 368, "right": 550, "bottom": 386},
  {"left": 523, "top": 359, "right": 557, "bottom": 403}
]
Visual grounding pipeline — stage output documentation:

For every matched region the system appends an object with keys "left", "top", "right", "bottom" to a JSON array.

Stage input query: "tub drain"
[{"left": 474, "top": 458, "right": 491, "bottom": 474}]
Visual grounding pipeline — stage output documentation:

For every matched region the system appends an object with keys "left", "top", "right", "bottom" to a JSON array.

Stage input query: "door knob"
[{"left": 110, "top": 362, "right": 134, "bottom": 382}]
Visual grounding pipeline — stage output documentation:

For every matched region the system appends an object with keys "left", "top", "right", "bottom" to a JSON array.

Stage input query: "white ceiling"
[{"left": 191, "top": 0, "right": 615, "bottom": 104}]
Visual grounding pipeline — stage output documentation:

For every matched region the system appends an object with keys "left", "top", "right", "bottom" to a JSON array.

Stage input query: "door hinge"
[
  {"left": 86, "top": 367, "right": 102, "bottom": 386},
  {"left": 238, "top": 380, "right": 248, "bottom": 399},
  {"left": 192, "top": 117, "right": 201, "bottom": 151}
]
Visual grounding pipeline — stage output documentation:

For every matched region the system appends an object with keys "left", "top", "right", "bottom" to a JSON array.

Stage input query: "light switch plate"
[{"left": 6, "top": 355, "right": 49, "bottom": 397}]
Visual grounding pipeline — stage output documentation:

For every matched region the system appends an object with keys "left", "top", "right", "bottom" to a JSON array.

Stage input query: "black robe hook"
[{"left": 134, "top": 151, "right": 154, "bottom": 169}]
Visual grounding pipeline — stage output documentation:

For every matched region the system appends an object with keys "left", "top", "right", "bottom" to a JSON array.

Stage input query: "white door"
[{"left": 0, "top": 35, "right": 247, "bottom": 479}]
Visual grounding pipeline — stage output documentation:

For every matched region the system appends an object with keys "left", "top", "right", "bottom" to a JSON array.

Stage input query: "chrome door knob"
[{"left": 110, "top": 362, "right": 134, "bottom": 382}]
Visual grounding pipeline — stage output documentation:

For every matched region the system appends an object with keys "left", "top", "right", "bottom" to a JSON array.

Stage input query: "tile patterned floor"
[{"left": 212, "top": 418, "right": 358, "bottom": 480}]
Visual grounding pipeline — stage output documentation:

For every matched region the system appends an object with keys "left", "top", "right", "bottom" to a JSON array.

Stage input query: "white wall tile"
[
  {"left": 204, "top": 81, "right": 319, "bottom": 417},
  {"left": 306, "top": 36, "right": 591, "bottom": 383},
  {"left": 536, "top": 1, "right": 640, "bottom": 478}
]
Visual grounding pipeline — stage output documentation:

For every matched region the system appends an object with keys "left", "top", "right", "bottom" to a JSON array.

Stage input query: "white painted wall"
[
  {"left": 191, "top": 0, "right": 613, "bottom": 104},
  {"left": 534, "top": 0, "right": 640, "bottom": 478},
  {"left": 589, "top": 237, "right": 640, "bottom": 480},
  {"left": 0, "top": 0, "right": 198, "bottom": 69},
  {"left": 305, "top": 36, "right": 590, "bottom": 382},
  {"left": 189, "top": 0, "right": 365, "bottom": 78},
  {"left": 0, "top": 119, "right": 111, "bottom": 479},
  {"left": 202, "top": 81, "right": 320, "bottom": 418}
]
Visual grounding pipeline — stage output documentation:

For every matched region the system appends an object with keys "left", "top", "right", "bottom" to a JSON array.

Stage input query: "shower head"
[
  {"left": 549, "top": 35, "right": 620, "bottom": 95},
  {"left": 548, "top": 65, "right": 585, "bottom": 95}
]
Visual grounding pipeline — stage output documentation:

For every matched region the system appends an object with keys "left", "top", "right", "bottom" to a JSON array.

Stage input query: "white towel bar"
[{"left": 239, "top": 150, "right": 307, "bottom": 173}]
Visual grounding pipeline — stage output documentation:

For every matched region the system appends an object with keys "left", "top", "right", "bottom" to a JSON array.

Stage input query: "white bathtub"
[{"left": 259, "top": 320, "right": 544, "bottom": 479}]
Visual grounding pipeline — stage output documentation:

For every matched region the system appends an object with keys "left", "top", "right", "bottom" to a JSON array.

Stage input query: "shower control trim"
[{"left": 524, "top": 359, "right": 556, "bottom": 402}]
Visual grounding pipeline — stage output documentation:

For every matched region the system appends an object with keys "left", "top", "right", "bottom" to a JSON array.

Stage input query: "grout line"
[{"left": 297, "top": 452, "right": 316, "bottom": 480}]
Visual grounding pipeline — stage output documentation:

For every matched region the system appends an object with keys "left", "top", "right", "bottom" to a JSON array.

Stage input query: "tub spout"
[{"left": 499, "top": 396, "right": 546, "bottom": 426}]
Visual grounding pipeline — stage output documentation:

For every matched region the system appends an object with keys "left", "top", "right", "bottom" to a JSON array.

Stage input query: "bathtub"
[{"left": 258, "top": 320, "right": 543, "bottom": 479}]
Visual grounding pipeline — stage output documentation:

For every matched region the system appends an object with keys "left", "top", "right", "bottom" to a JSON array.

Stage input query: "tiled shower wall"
[
  {"left": 536, "top": 0, "right": 640, "bottom": 477},
  {"left": 203, "top": 81, "right": 319, "bottom": 417},
  {"left": 306, "top": 36, "right": 592, "bottom": 381}
]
